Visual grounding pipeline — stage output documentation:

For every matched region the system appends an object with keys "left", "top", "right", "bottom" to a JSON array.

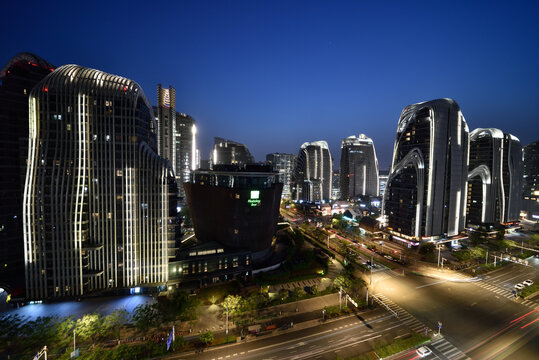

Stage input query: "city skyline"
[{"left": 2, "top": 1, "right": 538, "bottom": 168}]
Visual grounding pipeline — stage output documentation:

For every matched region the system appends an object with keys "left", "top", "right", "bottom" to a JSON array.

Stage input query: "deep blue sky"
[{"left": 2, "top": 0, "right": 538, "bottom": 169}]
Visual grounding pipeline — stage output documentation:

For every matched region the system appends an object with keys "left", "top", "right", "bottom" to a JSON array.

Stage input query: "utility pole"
[
  {"left": 225, "top": 303, "right": 229, "bottom": 336},
  {"left": 73, "top": 329, "right": 76, "bottom": 354},
  {"left": 370, "top": 256, "right": 373, "bottom": 285},
  {"left": 366, "top": 288, "right": 369, "bottom": 303},
  {"left": 437, "top": 244, "right": 441, "bottom": 268},
  {"left": 485, "top": 251, "right": 488, "bottom": 265},
  {"left": 339, "top": 287, "right": 342, "bottom": 311},
  {"left": 494, "top": 255, "right": 497, "bottom": 267}
]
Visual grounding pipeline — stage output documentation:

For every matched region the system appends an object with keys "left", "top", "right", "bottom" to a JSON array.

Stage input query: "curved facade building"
[
  {"left": 522, "top": 141, "right": 539, "bottom": 220},
  {"left": 467, "top": 129, "right": 522, "bottom": 225},
  {"left": 211, "top": 137, "right": 254, "bottom": 167},
  {"left": 293, "top": 141, "right": 332, "bottom": 202},
  {"left": 0, "top": 53, "right": 54, "bottom": 298},
  {"left": 339, "top": 134, "right": 379, "bottom": 199},
  {"left": 383, "top": 99, "right": 469, "bottom": 240},
  {"left": 184, "top": 165, "right": 282, "bottom": 255},
  {"left": 23, "top": 65, "right": 176, "bottom": 299}
]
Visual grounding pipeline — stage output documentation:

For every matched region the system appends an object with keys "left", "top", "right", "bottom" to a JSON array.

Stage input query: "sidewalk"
[
  {"left": 178, "top": 293, "right": 341, "bottom": 338},
  {"left": 268, "top": 258, "right": 343, "bottom": 293}
]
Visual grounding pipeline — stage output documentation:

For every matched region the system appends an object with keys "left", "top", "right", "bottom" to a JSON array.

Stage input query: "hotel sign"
[{"left": 248, "top": 190, "right": 261, "bottom": 207}]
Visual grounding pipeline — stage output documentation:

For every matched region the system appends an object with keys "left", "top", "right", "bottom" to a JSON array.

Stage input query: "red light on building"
[
  {"left": 123, "top": 85, "right": 128, "bottom": 91},
  {"left": 43, "top": 86, "right": 48, "bottom": 92}
]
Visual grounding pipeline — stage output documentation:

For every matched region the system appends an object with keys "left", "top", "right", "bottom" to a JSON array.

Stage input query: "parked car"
[
  {"left": 522, "top": 279, "right": 534, "bottom": 287},
  {"left": 416, "top": 346, "right": 432, "bottom": 357},
  {"left": 515, "top": 283, "right": 525, "bottom": 291}
]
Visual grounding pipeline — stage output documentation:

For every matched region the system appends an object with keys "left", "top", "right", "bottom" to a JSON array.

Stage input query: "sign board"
[
  {"left": 71, "top": 348, "right": 79, "bottom": 359},
  {"left": 248, "top": 190, "right": 261, "bottom": 207}
]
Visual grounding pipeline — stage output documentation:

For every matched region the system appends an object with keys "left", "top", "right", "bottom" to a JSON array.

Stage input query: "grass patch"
[
  {"left": 374, "top": 332, "right": 429, "bottom": 358},
  {"left": 520, "top": 283, "right": 539, "bottom": 298}
]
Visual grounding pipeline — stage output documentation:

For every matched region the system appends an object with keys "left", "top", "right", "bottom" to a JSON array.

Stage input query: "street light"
[{"left": 225, "top": 303, "right": 229, "bottom": 336}]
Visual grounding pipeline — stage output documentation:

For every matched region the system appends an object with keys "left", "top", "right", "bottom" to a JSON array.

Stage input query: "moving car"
[{"left": 416, "top": 346, "right": 432, "bottom": 357}]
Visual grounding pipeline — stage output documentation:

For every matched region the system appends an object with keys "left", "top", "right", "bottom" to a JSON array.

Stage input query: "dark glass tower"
[
  {"left": 211, "top": 137, "right": 254, "bottom": 167},
  {"left": 24, "top": 65, "right": 176, "bottom": 299},
  {"left": 467, "top": 129, "right": 522, "bottom": 226},
  {"left": 0, "top": 53, "right": 54, "bottom": 299},
  {"left": 383, "top": 99, "right": 469, "bottom": 241},
  {"left": 293, "top": 141, "right": 333, "bottom": 202},
  {"left": 266, "top": 153, "right": 296, "bottom": 198},
  {"left": 339, "top": 134, "right": 379, "bottom": 199},
  {"left": 522, "top": 141, "right": 539, "bottom": 220}
]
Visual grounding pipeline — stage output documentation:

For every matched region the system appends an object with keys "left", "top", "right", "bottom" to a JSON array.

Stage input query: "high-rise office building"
[
  {"left": 339, "top": 134, "right": 379, "bottom": 199},
  {"left": 23, "top": 65, "right": 176, "bottom": 299},
  {"left": 0, "top": 53, "right": 54, "bottom": 299},
  {"left": 378, "top": 170, "right": 390, "bottom": 198},
  {"left": 522, "top": 140, "right": 539, "bottom": 220},
  {"left": 175, "top": 112, "right": 197, "bottom": 199},
  {"left": 467, "top": 129, "right": 522, "bottom": 226},
  {"left": 266, "top": 153, "right": 296, "bottom": 198},
  {"left": 383, "top": 99, "right": 469, "bottom": 241},
  {"left": 211, "top": 137, "right": 254, "bottom": 167},
  {"left": 156, "top": 84, "right": 176, "bottom": 174},
  {"left": 293, "top": 141, "right": 332, "bottom": 202},
  {"left": 332, "top": 170, "right": 341, "bottom": 200}
]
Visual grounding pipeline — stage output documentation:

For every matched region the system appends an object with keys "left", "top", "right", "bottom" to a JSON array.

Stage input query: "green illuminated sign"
[{"left": 248, "top": 190, "right": 261, "bottom": 207}]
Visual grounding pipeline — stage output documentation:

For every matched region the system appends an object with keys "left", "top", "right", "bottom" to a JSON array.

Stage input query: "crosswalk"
[
  {"left": 433, "top": 272, "right": 538, "bottom": 309},
  {"left": 374, "top": 293, "right": 470, "bottom": 360},
  {"left": 430, "top": 336, "right": 470, "bottom": 360}
]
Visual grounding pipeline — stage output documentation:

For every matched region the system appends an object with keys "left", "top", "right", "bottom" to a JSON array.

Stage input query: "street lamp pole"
[
  {"left": 437, "top": 244, "right": 441, "bottom": 268},
  {"left": 225, "top": 303, "right": 229, "bottom": 336},
  {"left": 339, "top": 286, "right": 342, "bottom": 311}
]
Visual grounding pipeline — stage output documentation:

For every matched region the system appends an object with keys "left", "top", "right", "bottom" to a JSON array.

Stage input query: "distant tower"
[
  {"left": 24, "top": 65, "right": 176, "bottom": 299},
  {"left": 156, "top": 84, "right": 176, "bottom": 174},
  {"left": 383, "top": 99, "right": 469, "bottom": 240},
  {"left": 0, "top": 53, "right": 54, "bottom": 298},
  {"left": 211, "top": 137, "right": 254, "bottom": 167},
  {"left": 467, "top": 129, "right": 522, "bottom": 226},
  {"left": 175, "top": 112, "right": 197, "bottom": 199},
  {"left": 293, "top": 141, "right": 333, "bottom": 202},
  {"left": 340, "top": 134, "right": 379, "bottom": 199},
  {"left": 266, "top": 153, "right": 297, "bottom": 198},
  {"left": 521, "top": 141, "right": 539, "bottom": 220}
]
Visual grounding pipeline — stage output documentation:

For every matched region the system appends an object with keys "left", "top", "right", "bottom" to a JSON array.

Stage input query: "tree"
[
  {"left": 418, "top": 243, "right": 435, "bottom": 255},
  {"left": 496, "top": 228, "right": 505, "bottom": 241},
  {"left": 103, "top": 308, "right": 129, "bottom": 339},
  {"left": 76, "top": 313, "right": 104, "bottom": 341},
  {"left": 200, "top": 330, "right": 214, "bottom": 346},
  {"left": 310, "top": 284, "right": 319, "bottom": 295},
  {"left": 222, "top": 294, "right": 243, "bottom": 317},
  {"left": 132, "top": 304, "right": 158, "bottom": 332},
  {"left": 173, "top": 335, "right": 185, "bottom": 349},
  {"left": 278, "top": 288, "right": 288, "bottom": 301}
]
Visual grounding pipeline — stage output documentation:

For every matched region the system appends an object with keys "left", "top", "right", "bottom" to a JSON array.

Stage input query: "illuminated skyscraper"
[
  {"left": 156, "top": 84, "right": 176, "bottom": 174},
  {"left": 466, "top": 129, "right": 522, "bottom": 226},
  {"left": 23, "top": 65, "right": 176, "bottom": 299},
  {"left": 175, "top": 112, "right": 197, "bottom": 199},
  {"left": 0, "top": 53, "right": 54, "bottom": 299},
  {"left": 211, "top": 137, "right": 254, "bottom": 167},
  {"left": 293, "top": 141, "right": 333, "bottom": 202},
  {"left": 383, "top": 99, "right": 469, "bottom": 241},
  {"left": 266, "top": 153, "right": 296, "bottom": 198},
  {"left": 340, "top": 134, "right": 379, "bottom": 199},
  {"left": 522, "top": 140, "right": 539, "bottom": 220}
]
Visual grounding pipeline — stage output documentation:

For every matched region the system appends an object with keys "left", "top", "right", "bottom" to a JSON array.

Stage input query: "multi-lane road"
[
  {"left": 171, "top": 308, "right": 410, "bottom": 360},
  {"left": 371, "top": 260, "right": 538, "bottom": 359}
]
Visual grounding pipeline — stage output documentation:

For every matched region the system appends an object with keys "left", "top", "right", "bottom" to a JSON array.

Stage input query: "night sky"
[{"left": 2, "top": 0, "right": 538, "bottom": 169}]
